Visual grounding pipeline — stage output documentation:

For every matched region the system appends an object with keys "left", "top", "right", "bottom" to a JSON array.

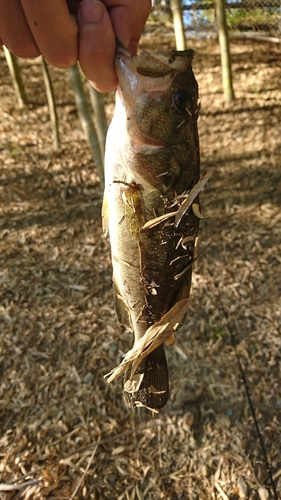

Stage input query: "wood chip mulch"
[{"left": 0, "top": 34, "right": 280, "bottom": 499}]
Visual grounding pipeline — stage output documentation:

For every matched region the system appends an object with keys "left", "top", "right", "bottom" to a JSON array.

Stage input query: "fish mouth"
[
  {"left": 115, "top": 45, "right": 188, "bottom": 98},
  {"left": 115, "top": 44, "right": 196, "bottom": 151},
  {"left": 116, "top": 42, "right": 194, "bottom": 79},
  {"left": 115, "top": 44, "right": 173, "bottom": 153}
]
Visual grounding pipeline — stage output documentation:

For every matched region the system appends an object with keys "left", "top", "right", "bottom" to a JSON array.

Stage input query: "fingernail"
[
  {"left": 128, "top": 40, "right": 139, "bottom": 56},
  {"left": 79, "top": 0, "right": 103, "bottom": 24}
]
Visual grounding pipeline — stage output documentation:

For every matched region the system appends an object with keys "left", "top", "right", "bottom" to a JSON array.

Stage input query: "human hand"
[{"left": 0, "top": 0, "right": 151, "bottom": 92}]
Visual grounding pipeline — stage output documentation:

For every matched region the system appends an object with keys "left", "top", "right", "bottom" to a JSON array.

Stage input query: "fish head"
[{"left": 115, "top": 45, "right": 200, "bottom": 193}]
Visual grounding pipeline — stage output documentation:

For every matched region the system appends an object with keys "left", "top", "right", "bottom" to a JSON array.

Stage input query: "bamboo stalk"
[
  {"left": 88, "top": 83, "right": 108, "bottom": 159},
  {"left": 215, "top": 0, "right": 235, "bottom": 102},
  {"left": 68, "top": 64, "right": 104, "bottom": 187},
  {"left": 3, "top": 47, "right": 27, "bottom": 108},
  {"left": 170, "top": 0, "right": 186, "bottom": 50},
  {"left": 41, "top": 57, "right": 60, "bottom": 150}
]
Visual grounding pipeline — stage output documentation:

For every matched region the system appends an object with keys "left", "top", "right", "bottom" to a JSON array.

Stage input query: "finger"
[
  {"left": 78, "top": 0, "right": 117, "bottom": 93},
  {"left": 21, "top": 0, "right": 78, "bottom": 68},
  {"left": 105, "top": 0, "right": 151, "bottom": 54},
  {"left": 0, "top": 0, "right": 39, "bottom": 58}
]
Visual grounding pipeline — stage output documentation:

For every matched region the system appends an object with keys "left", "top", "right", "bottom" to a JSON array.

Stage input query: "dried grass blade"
[
  {"left": 105, "top": 298, "right": 191, "bottom": 383},
  {"left": 141, "top": 211, "right": 177, "bottom": 230},
  {"left": 0, "top": 480, "right": 42, "bottom": 491},
  {"left": 175, "top": 171, "right": 212, "bottom": 227},
  {"left": 214, "top": 481, "right": 230, "bottom": 500},
  {"left": 69, "top": 437, "right": 101, "bottom": 500}
]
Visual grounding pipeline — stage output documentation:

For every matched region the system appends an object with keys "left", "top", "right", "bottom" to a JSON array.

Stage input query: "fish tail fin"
[{"left": 123, "top": 344, "right": 169, "bottom": 410}]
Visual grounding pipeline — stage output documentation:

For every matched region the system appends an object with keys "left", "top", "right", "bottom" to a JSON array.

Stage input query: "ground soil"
[{"left": 0, "top": 31, "right": 280, "bottom": 500}]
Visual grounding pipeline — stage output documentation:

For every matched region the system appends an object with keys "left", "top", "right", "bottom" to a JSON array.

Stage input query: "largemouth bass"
[{"left": 103, "top": 45, "right": 201, "bottom": 410}]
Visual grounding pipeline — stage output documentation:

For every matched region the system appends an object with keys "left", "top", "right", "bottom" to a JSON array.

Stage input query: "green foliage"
[
  {"left": 181, "top": 1, "right": 280, "bottom": 31},
  {"left": 211, "top": 325, "right": 226, "bottom": 341},
  {"left": 226, "top": 7, "right": 280, "bottom": 30},
  {"left": 250, "top": 84, "right": 268, "bottom": 94},
  {"left": 149, "top": 0, "right": 172, "bottom": 23},
  {"left": 10, "top": 145, "right": 22, "bottom": 157},
  {"left": 197, "top": 9, "right": 216, "bottom": 28},
  {"left": 148, "top": 9, "right": 172, "bottom": 23}
]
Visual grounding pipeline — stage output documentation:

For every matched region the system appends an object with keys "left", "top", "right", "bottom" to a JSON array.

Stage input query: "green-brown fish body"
[{"left": 103, "top": 46, "right": 200, "bottom": 410}]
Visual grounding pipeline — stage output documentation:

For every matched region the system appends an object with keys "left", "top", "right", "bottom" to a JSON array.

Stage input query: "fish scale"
[{"left": 103, "top": 46, "right": 200, "bottom": 410}]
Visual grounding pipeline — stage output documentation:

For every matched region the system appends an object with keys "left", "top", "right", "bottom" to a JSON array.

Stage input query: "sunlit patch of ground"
[{"left": 0, "top": 35, "right": 280, "bottom": 499}]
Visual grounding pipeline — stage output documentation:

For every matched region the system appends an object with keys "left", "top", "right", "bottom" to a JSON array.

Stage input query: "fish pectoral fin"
[{"left": 113, "top": 282, "right": 133, "bottom": 331}]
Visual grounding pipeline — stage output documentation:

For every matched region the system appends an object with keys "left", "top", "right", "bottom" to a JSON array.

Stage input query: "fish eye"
[{"left": 172, "top": 89, "right": 191, "bottom": 115}]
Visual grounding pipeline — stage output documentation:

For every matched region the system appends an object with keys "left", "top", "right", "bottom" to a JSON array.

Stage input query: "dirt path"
[{"left": 0, "top": 36, "right": 280, "bottom": 499}]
